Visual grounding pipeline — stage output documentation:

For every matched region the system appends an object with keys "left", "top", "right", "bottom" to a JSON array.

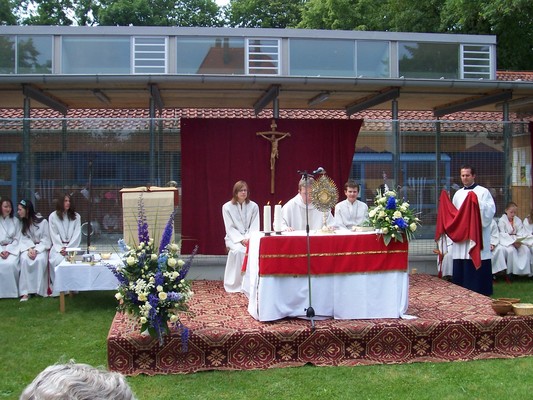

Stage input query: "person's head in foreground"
[{"left": 20, "top": 361, "right": 136, "bottom": 400}]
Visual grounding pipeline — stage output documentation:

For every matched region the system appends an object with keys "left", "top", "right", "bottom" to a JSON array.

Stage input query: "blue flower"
[
  {"left": 386, "top": 196, "right": 396, "bottom": 210},
  {"left": 395, "top": 217, "right": 408, "bottom": 229}
]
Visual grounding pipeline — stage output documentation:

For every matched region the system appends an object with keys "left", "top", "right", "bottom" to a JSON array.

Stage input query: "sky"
[{"left": 216, "top": 0, "right": 230, "bottom": 6}]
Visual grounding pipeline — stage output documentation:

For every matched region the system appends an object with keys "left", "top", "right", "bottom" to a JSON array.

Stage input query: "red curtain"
[{"left": 181, "top": 118, "right": 362, "bottom": 254}]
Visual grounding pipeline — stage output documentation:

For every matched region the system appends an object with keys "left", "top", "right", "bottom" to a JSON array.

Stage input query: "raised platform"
[{"left": 107, "top": 275, "right": 533, "bottom": 375}]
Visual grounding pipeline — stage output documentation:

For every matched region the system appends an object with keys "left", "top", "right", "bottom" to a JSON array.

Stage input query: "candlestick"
[
  {"left": 263, "top": 204, "right": 272, "bottom": 233},
  {"left": 273, "top": 204, "right": 282, "bottom": 232}
]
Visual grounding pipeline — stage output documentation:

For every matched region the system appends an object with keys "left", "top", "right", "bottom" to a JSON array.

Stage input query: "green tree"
[
  {"left": 441, "top": 0, "right": 533, "bottom": 70},
  {"left": 21, "top": 0, "right": 74, "bottom": 25},
  {"left": 97, "top": 0, "right": 222, "bottom": 26},
  {"left": 0, "top": 0, "right": 17, "bottom": 24},
  {"left": 225, "top": 0, "right": 305, "bottom": 28}
]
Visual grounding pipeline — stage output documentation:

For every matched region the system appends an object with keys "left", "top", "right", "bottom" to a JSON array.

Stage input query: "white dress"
[
  {"left": 498, "top": 214, "right": 531, "bottom": 276},
  {"left": 0, "top": 215, "right": 21, "bottom": 298},
  {"left": 281, "top": 194, "right": 334, "bottom": 231},
  {"left": 222, "top": 200, "right": 259, "bottom": 293},
  {"left": 334, "top": 199, "right": 369, "bottom": 230},
  {"left": 490, "top": 219, "right": 507, "bottom": 274},
  {"left": 48, "top": 211, "right": 81, "bottom": 284},
  {"left": 19, "top": 218, "right": 52, "bottom": 297}
]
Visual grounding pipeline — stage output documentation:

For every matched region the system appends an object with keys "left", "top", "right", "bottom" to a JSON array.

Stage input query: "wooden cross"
[{"left": 256, "top": 120, "right": 291, "bottom": 194}]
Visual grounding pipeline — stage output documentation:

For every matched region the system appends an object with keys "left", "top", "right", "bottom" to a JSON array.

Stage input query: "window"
[
  {"left": 399, "top": 42, "right": 459, "bottom": 79},
  {"left": 134, "top": 37, "right": 167, "bottom": 74},
  {"left": 246, "top": 38, "right": 279, "bottom": 75},
  {"left": 18, "top": 35, "right": 53, "bottom": 74},
  {"left": 356, "top": 41, "right": 389, "bottom": 78},
  {"left": 461, "top": 44, "right": 491, "bottom": 79},
  {"left": 0, "top": 36, "right": 16, "bottom": 74},
  {"left": 176, "top": 37, "right": 245, "bottom": 74},
  {"left": 289, "top": 39, "right": 354, "bottom": 77},
  {"left": 62, "top": 36, "right": 130, "bottom": 74}
]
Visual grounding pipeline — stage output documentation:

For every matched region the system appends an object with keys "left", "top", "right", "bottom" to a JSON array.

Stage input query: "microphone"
[{"left": 313, "top": 167, "right": 325, "bottom": 174}]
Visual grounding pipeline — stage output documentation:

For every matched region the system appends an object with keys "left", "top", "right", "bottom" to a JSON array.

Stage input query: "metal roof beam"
[
  {"left": 346, "top": 87, "right": 400, "bottom": 116},
  {"left": 254, "top": 85, "right": 279, "bottom": 116},
  {"left": 433, "top": 90, "right": 512, "bottom": 117},
  {"left": 22, "top": 84, "right": 68, "bottom": 115}
]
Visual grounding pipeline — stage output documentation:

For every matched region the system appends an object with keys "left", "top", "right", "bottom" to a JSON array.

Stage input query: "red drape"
[
  {"left": 530, "top": 122, "right": 533, "bottom": 209},
  {"left": 181, "top": 118, "right": 362, "bottom": 254}
]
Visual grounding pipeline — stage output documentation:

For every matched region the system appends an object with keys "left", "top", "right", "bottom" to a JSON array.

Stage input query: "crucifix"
[{"left": 256, "top": 119, "right": 291, "bottom": 194}]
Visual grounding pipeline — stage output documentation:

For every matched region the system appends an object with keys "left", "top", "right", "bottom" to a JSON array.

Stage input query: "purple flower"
[
  {"left": 177, "top": 245, "right": 199, "bottom": 281},
  {"left": 154, "top": 271, "right": 164, "bottom": 287},
  {"left": 158, "top": 208, "right": 177, "bottom": 253},
  {"left": 106, "top": 264, "right": 129, "bottom": 286},
  {"left": 137, "top": 196, "right": 150, "bottom": 245},
  {"left": 386, "top": 196, "right": 396, "bottom": 210},
  {"left": 167, "top": 291, "right": 182, "bottom": 302}
]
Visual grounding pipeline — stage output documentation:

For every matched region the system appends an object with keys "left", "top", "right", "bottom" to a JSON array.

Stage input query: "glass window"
[
  {"left": 0, "top": 35, "right": 15, "bottom": 74},
  {"left": 176, "top": 37, "right": 245, "bottom": 74},
  {"left": 247, "top": 38, "right": 279, "bottom": 75},
  {"left": 399, "top": 42, "right": 459, "bottom": 79},
  {"left": 18, "top": 35, "right": 53, "bottom": 74},
  {"left": 290, "top": 39, "right": 355, "bottom": 77},
  {"left": 134, "top": 37, "right": 166, "bottom": 74},
  {"left": 357, "top": 40, "right": 389, "bottom": 78},
  {"left": 462, "top": 44, "right": 491, "bottom": 79},
  {"left": 62, "top": 36, "right": 130, "bottom": 74}
]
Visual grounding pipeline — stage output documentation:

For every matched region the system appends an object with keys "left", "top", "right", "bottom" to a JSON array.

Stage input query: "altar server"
[
  {"left": 18, "top": 199, "right": 52, "bottom": 300},
  {"left": 334, "top": 180, "right": 368, "bottom": 230},
  {"left": 490, "top": 219, "right": 507, "bottom": 277},
  {"left": 0, "top": 198, "right": 21, "bottom": 298},
  {"left": 282, "top": 176, "right": 333, "bottom": 231},
  {"left": 48, "top": 194, "right": 82, "bottom": 282},
  {"left": 498, "top": 202, "right": 531, "bottom": 276},
  {"left": 222, "top": 180, "right": 259, "bottom": 293},
  {"left": 451, "top": 165, "right": 495, "bottom": 295}
]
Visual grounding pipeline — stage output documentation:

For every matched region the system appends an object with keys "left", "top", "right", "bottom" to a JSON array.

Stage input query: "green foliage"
[
  {"left": 0, "top": 0, "right": 17, "bottom": 24},
  {"left": 225, "top": 0, "right": 305, "bottom": 28}
]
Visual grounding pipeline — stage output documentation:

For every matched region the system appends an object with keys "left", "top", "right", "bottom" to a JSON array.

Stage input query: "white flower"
[
  {"left": 126, "top": 256, "right": 136, "bottom": 266},
  {"left": 170, "top": 243, "right": 180, "bottom": 252},
  {"left": 170, "top": 314, "right": 179, "bottom": 323},
  {"left": 115, "top": 293, "right": 123, "bottom": 301},
  {"left": 138, "top": 293, "right": 147, "bottom": 302},
  {"left": 156, "top": 285, "right": 163, "bottom": 292},
  {"left": 140, "top": 316, "right": 147, "bottom": 324},
  {"left": 379, "top": 211, "right": 386, "bottom": 218},
  {"left": 167, "top": 257, "right": 177, "bottom": 267},
  {"left": 178, "top": 259, "right": 185, "bottom": 267},
  {"left": 382, "top": 227, "right": 389, "bottom": 234},
  {"left": 369, "top": 209, "right": 377, "bottom": 218},
  {"left": 410, "top": 223, "right": 417, "bottom": 232},
  {"left": 393, "top": 210, "right": 402, "bottom": 219},
  {"left": 158, "top": 291, "right": 168, "bottom": 301},
  {"left": 151, "top": 253, "right": 158, "bottom": 261}
]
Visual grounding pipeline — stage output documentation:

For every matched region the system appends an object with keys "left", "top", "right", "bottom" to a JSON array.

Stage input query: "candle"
[
  {"left": 273, "top": 203, "right": 282, "bottom": 232},
  {"left": 263, "top": 204, "right": 271, "bottom": 233}
]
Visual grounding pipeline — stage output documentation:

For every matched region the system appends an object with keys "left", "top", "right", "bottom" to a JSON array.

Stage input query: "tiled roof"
[{"left": 497, "top": 71, "right": 533, "bottom": 81}]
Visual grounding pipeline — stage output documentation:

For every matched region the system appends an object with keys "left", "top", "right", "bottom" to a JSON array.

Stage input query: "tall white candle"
[
  {"left": 273, "top": 204, "right": 282, "bottom": 232},
  {"left": 263, "top": 204, "right": 271, "bottom": 233}
]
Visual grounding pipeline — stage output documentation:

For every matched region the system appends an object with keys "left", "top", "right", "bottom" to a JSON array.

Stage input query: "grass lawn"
[{"left": 1, "top": 274, "right": 532, "bottom": 400}]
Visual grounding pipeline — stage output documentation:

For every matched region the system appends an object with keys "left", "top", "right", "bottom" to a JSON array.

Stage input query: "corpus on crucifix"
[{"left": 256, "top": 119, "right": 291, "bottom": 194}]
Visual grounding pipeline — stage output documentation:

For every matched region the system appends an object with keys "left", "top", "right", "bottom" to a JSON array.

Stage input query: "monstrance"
[{"left": 310, "top": 170, "right": 339, "bottom": 232}]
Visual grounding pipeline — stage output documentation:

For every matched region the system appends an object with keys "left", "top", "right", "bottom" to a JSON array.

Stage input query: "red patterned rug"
[{"left": 107, "top": 274, "right": 533, "bottom": 375}]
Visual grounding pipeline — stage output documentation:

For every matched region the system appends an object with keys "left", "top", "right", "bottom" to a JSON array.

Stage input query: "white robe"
[
  {"left": 490, "top": 219, "right": 507, "bottom": 274},
  {"left": 451, "top": 185, "right": 495, "bottom": 261},
  {"left": 498, "top": 214, "right": 531, "bottom": 276},
  {"left": 436, "top": 235, "right": 453, "bottom": 277},
  {"left": 19, "top": 218, "right": 52, "bottom": 297},
  {"left": 334, "top": 199, "right": 369, "bottom": 230},
  {"left": 222, "top": 200, "right": 259, "bottom": 293},
  {"left": 48, "top": 211, "right": 81, "bottom": 283},
  {"left": 281, "top": 194, "right": 333, "bottom": 231},
  {"left": 0, "top": 216, "right": 21, "bottom": 298}
]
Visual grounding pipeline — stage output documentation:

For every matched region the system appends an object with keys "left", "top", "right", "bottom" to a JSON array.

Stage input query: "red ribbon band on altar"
[{"left": 257, "top": 234, "right": 408, "bottom": 276}]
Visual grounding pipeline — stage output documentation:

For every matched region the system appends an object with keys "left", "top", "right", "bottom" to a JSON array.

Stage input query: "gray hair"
[{"left": 20, "top": 361, "right": 136, "bottom": 400}]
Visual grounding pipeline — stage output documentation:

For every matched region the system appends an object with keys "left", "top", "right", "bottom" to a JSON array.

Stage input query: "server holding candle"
[{"left": 222, "top": 180, "right": 259, "bottom": 293}]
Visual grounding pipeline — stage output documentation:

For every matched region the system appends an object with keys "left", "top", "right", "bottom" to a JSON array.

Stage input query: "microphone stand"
[
  {"left": 86, "top": 159, "right": 93, "bottom": 254},
  {"left": 298, "top": 170, "right": 315, "bottom": 331}
]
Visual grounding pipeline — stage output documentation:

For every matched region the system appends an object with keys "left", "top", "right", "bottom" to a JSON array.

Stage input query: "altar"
[{"left": 244, "top": 231, "right": 409, "bottom": 321}]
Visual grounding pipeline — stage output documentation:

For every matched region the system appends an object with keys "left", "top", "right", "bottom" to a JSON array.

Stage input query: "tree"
[
  {"left": 20, "top": 0, "right": 74, "bottom": 25},
  {"left": 96, "top": 0, "right": 222, "bottom": 26},
  {"left": 225, "top": 0, "right": 305, "bottom": 28},
  {"left": 0, "top": 0, "right": 17, "bottom": 24}
]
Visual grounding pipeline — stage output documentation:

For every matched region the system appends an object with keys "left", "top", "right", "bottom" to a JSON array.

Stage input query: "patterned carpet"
[{"left": 107, "top": 275, "right": 533, "bottom": 375}]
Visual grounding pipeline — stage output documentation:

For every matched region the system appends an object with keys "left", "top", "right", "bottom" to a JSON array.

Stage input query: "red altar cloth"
[{"left": 258, "top": 233, "right": 408, "bottom": 276}]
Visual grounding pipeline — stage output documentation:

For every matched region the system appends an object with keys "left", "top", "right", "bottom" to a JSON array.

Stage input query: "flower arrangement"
[
  {"left": 108, "top": 196, "right": 198, "bottom": 345},
  {"left": 367, "top": 189, "right": 420, "bottom": 245}
]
